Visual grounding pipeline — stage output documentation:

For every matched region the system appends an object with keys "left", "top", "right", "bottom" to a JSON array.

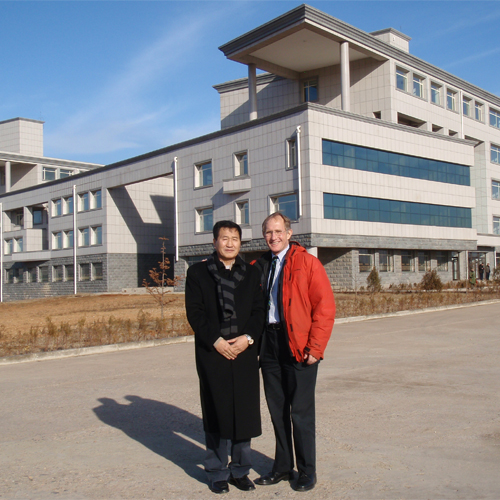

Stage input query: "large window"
[
  {"left": 490, "top": 108, "right": 500, "bottom": 129},
  {"left": 401, "top": 251, "right": 415, "bottom": 272},
  {"left": 59, "top": 169, "right": 72, "bottom": 178},
  {"left": 447, "top": 89, "right": 457, "bottom": 111},
  {"left": 494, "top": 216, "right": 500, "bottom": 235},
  {"left": 43, "top": 167, "right": 56, "bottom": 181},
  {"left": 492, "top": 180, "right": 500, "bottom": 200},
  {"left": 236, "top": 201, "right": 249, "bottom": 225},
  {"left": 430, "top": 82, "right": 441, "bottom": 105},
  {"left": 358, "top": 249, "right": 373, "bottom": 272},
  {"left": 436, "top": 251, "right": 449, "bottom": 271},
  {"left": 322, "top": 139, "right": 470, "bottom": 186},
  {"left": 324, "top": 193, "right": 472, "bottom": 229},
  {"left": 196, "top": 207, "right": 213, "bottom": 233},
  {"left": 412, "top": 74, "right": 424, "bottom": 98},
  {"left": 379, "top": 250, "right": 394, "bottom": 272},
  {"left": 271, "top": 193, "right": 298, "bottom": 221},
  {"left": 234, "top": 152, "right": 248, "bottom": 177},
  {"left": 396, "top": 67, "right": 408, "bottom": 92},
  {"left": 418, "top": 251, "right": 431, "bottom": 272},
  {"left": 64, "top": 196, "right": 73, "bottom": 215},
  {"left": 491, "top": 145, "right": 500, "bottom": 164},
  {"left": 4, "top": 239, "right": 13, "bottom": 255},
  {"left": 303, "top": 79, "right": 318, "bottom": 102},
  {"left": 195, "top": 161, "right": 212, "bottom": 188}
]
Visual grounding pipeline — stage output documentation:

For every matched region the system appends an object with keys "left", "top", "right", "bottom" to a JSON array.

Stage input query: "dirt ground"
[{"left": 0, "top": 293, "right": 185, "bottom": 339}]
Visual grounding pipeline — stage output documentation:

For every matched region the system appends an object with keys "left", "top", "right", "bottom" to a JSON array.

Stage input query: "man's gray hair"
[{"left": 262, "top": 212, "right": 292, "bottom": 235}]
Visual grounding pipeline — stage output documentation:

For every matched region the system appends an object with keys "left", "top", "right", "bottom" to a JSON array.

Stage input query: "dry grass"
[{"left": 1, "top": 287, "right": 499, "bottom": 358}]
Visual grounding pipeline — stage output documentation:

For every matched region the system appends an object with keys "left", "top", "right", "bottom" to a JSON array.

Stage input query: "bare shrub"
[
  {"left": 366, "top": 267, "right": 382, "bottom": 293},
  {"left": 419, "top": 270, "right": 444, "bottom": 291}
]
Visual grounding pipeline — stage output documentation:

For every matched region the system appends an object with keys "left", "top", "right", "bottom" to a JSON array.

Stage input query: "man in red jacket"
[{"left": 254, "top": 212, "right": 336, "bottom": 492}]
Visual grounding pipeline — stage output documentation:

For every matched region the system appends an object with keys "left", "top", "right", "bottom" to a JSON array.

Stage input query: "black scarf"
[{"left": 206, "top": 252, "right": 246, "bottom": 337}]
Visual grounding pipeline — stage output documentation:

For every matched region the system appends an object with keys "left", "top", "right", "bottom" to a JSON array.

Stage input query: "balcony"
[{"left": 222, "top": 176, "right": 251, "bottom": 194}]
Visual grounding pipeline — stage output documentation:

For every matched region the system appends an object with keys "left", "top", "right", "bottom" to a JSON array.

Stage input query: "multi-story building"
[{"left": 1, "top": 4, "right": 499, "bottom": 301}]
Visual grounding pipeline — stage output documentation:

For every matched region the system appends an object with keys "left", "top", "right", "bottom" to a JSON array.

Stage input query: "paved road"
[{"left": 1, "top": 302, "right": 499, "bottom": 500}]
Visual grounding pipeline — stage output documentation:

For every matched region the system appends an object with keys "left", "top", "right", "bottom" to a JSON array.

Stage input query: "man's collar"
[{"left": 274, "top": 245, "right": 290, "bottom": 262}]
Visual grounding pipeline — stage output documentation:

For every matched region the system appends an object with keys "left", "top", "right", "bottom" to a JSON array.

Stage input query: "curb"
[
  {"left": 1, "top": 299, "right": 499, "bottom": 366},
  {"left": 0, "top": 335, "right": 194, "bottom": 366}
]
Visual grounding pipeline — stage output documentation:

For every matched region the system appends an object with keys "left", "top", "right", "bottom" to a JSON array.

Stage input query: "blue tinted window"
[
  {"left": 322, "top": 139, "right": 470, "bottom": 186},
  {"left": 323, "top": 193, "right": 471, "bottom": 229}
]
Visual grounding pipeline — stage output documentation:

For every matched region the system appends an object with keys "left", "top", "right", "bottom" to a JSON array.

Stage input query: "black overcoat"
[{"left": 185, "top": 256, "right": 265, "bottom": 440}]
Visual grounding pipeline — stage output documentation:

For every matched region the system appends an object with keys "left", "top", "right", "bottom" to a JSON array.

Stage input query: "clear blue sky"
[{"left": 1, "top": 1, "right": 499, "bottom": 166}]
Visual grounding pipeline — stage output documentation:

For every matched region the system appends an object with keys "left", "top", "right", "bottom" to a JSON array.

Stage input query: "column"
[
  {"left": 248, "top": 63, "right": 257, "bottom": 121},
  {"left": 340, "top": 42, "right": 350, "bottom": 112},
  {"left": 5, "top": 161, "right": 11, "bottom": 193}
]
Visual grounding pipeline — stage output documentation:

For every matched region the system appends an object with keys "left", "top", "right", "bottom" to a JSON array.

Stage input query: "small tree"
[
  {"left": 142, "top": 237, "right": 178, "bottom": 319},
  {"left": 419, "top": 269, "right": 443, "bottom": 291},
  {"left": 366, "top": 267, "right": 382, "bottom": 292}
]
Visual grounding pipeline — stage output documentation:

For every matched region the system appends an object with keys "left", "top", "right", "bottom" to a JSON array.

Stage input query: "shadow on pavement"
[{"left": 93, "top": 395, "right": 273, "bottom": 483}]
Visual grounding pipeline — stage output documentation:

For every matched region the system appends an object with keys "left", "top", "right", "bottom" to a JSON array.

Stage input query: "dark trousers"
[
  {"left": 204, "top": 431, "right": 251, "bottom": 482},
  {"left": 260, "top": 325, "right": 318, "bottom": 476}
]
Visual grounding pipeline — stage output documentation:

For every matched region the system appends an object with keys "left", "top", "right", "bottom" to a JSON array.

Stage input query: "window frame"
[
  {"left": 79, "top": 227, "right": 90, "bottom": 247},
  {"left": 493, "top": 216, "right": 500, "bottom": 235},
  {"left": 64, "top": 230, "right": 74, "bottom": 249},
  {"left": 52, "top": 198, "right": 62, "bottom": 217},
  {"left": 42, "top": 167, "right": 56, "bottom": 181},
  {"left": 79, "top": 263, "right": 90, "bottom": 282},
  {"left": 91, "top": 226, "right": 102, "bottom": 246},
  {"left": 378, "top": 250, "right": 394, "bottom": 272},
  {"left": 396, "top": 67, "right": 408, "bottom": 92},
  {"left": 52, "top": 231, "right": 63, "bottom": 250},
  {"left": 303, "top": 78, "right": 318, "bottom": 102},
  {"left": 436, "top": 251, "right": 449, "bottom": 271},
  {"left": 401, "top": 250, "right": 415, "bottom": 272},
  {"left": 236, "top": 200, "right": 249, "bottom": 225},
  {"left": 446, "top": 88, "right": 457, "bottom": 112},
  {"left": 358, "top": 249, "right": 374, "bottom": 273},
  {"left": 462, "top": 96, "right": 472, "bottom": 117},
  {"left": 412, "top": 74, "right": 425, "bottom": 99},
  {"left": 79, "top": 192, "right": 90, "bottom": 212},
  {"left": 490, "top": 108, "right": 500, "bottom": 129},
  {"left": 430, "top": 82, "right": 442, "bottom": 106},
  {"left": 418, "top": 251, "right": 431, "bottom": 272},
  {"left": 475, "top": 101, "right": 484, "bottom": 122},
  {"left": 491, "top": 145, "right": 500, "bottom": 165},
  {"left": 287, "top": 138, "right": 297, "bottom": 170},
  {"left": 492, "top": 179, "right": 500, "bottom": 200},
  {"left": 91, "top": 190, "right": 102, "bottom": 210},
  {"left": 63, "top": 196, "right": 74, "bottom": 215},
  {"left": 234, "top": 152, "right": 248, "bottom": 177},
  {"left": 194, "top": 160, "right": 213, "bottom": 189},
  {"left": 270, "top": 192, "right": 298, "bottom": 221},
  {"left": 196, "top": 206, "right": 213, "bottom": 233},
  {"left": 52, "top": 265, "right": 63, "bottom": 282},
  {"left": 92, "top": 262, "right": 103, "bottom": 281}
]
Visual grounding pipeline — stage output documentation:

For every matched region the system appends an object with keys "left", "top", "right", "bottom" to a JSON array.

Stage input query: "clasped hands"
[{"left": 215, "top": 335, "right": 249, "bottom": 360}]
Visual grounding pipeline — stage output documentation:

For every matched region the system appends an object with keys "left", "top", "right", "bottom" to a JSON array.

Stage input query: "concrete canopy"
[{"left": 218, "top": 4, "right": 388, "bottom": 80}]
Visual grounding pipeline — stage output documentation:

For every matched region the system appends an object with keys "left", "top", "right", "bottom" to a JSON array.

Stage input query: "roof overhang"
[{"left": 219, "top": 4, "right": 388, "bottom": 79}]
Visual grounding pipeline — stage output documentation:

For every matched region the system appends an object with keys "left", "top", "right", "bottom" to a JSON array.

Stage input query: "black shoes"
[
  {"left": 255, "top": 470, "right": 293, "bottom": 485},
  {"left": 293, "top": 472, "right": 316, "bottom": 492},
  {"left": 229, "top": 474, "right": 255, "bottom": 491},
  {"left": 209, "top": 480, "right": 229, "bottom": 494}
]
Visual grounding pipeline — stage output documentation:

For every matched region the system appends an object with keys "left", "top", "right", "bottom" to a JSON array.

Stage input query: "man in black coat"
[{"left": 185, "top": 220, "right": 265, "bottom": 494}]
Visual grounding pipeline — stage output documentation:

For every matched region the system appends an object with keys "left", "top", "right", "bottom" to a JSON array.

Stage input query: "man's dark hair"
[{"left": 213, "top": 220, "right": 242, "bottom": 240}]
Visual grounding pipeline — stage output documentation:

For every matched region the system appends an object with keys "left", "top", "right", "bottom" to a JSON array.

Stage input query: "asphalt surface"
[{"left": 1, "top": 302, "right": 499, "bottom": 500}]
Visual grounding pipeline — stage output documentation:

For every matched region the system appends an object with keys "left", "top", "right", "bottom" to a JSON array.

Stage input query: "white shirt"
[{"left": 267, "top": 245, "right": 289, "bottom": 324}]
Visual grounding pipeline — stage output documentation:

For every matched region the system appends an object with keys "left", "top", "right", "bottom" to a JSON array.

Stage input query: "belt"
[{"left": 266, "top": 322, "right": 283, "bottom": 331}]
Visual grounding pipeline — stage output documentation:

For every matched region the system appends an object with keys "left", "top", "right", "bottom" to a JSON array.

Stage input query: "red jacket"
[{"left": 255, "top": 242, "right": 336, "bottom": 362}]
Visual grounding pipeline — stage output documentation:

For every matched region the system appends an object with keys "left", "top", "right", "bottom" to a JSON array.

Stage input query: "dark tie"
[{"left": 267, "top": 257, "right": 278, "bottom": 310}]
